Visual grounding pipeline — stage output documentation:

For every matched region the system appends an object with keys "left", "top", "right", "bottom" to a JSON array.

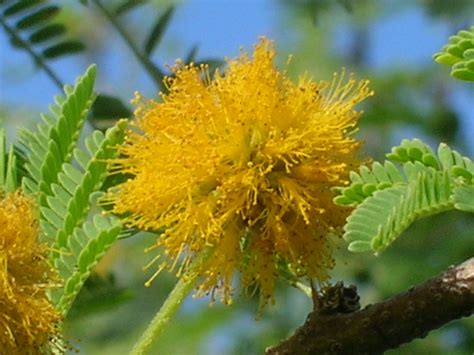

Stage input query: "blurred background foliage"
[{"left": 0, "top": 0, "right": 473, "bottom": 354}]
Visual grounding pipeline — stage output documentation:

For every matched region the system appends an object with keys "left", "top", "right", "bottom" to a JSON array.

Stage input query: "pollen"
[
  {"left": 107, "top": 37, "right": 373, "bottom": 310},
  {"left": 0, "top": 191, "right": 61, "bottom": 353}
]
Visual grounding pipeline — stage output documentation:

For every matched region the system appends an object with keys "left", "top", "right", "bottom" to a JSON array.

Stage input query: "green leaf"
[
  {"left": 66, "top": 273, "right": 134, "bottom": 320},
  {"left": 42, "top": 40, "right": 85, "bottom": 59},
  {"left": 15, "top": 5, "right": 59, "bottom": 30},
  {"left": 1, "top": 0, "right": 85, "bottom": 76},
  {"left": 347, "top": 240, "right": 372, "bottom": 253},
  {"left": 44, "top": 122, "right": 126, "bottom": 254},
  {"left": 344, "top": 170, "right": 454, "bottom": 254},
  {"left": 451, "top": 166, "right": 473, "bottom": 181},
  {"left": 371, "top": 170, "right": 453, "bottom": 253},
  {"left": 114, "top": 0, "right": 147, "bottom": 16},
  {"left": 0, "top": 129, "right": 19, "bottom": 193},
  {"left": 0, "top": 128, "right": 5, "bottom": 187},
  {"left": 29, "top": 24, "right": 66, "bottom": 44},
  {"left": 453, "top": 185, "right": 474, "bottom": 213},
  {"left": 333, "top": 194, "right": 356, "bottom": 206},
  {"left": 334, "top": 139, "right": 474, "bottom": 207},
  {"left": 387, "top": 138, "right": 438, "bottom": 165},
  {"left": 143, "top": 6, "right": 174, "bottom": 56},
  {"left": 434, "top": 25, "right": 474, "bottom": 82},
  {"left": 452, "top": 65, "right": 474, "bottom": 81},
  {"left": 8, "top": 34, "right": 25, "bottom": 49},
  {"left": 185, "top": 45, "right": 199, "bottom": 63},
  {"left": 335, "top": 139, "right": 474, "bottom": 255},
  {"left": 21, "top": 65, "right": 97, "bottom": 203},
  {"left": 3, "top": 0, "right": 45, "bottom": 17},
  {"left": 343, "top": 185, "right": 405, "bottom": 245},
  {"left": 4, "top": 146, "right": 18, "bottom": 193},
  {"left": 51, "top": 214, "right": 122, "bottom": 315},
  {"left": 91, "top": 94, "right": 132, "bottom": 121},
  {"left": 334, "top": 161, "right": 405, "bottom": 206}
]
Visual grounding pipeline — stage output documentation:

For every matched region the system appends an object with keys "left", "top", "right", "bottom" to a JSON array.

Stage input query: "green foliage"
[
  {"left": 67, "top": 273, "right": 134, "bottom": 320},
  {"left": 0, "top": 0, "right": 85, "bottom": 61},
  {"left": 334, "top": 139, "right": 474, "bottom": 253},
  {"left": 89, "top": 0, "right": 224, "bottom": 92},
  {"left": 91, "top": 94, "right": 132, "bottom": 123},
  {"left": 52, "top": 213, "right": 122, "bottom": 314},
  {"left": 433, "top": 25, "right": 474, "bottom": 81},
  {"left": 113, "top": 0, "right": 147, "bottom": 16},
  {"left": 0, "top": 128, "right": 18, "bottom": 193},
  {"left": 1, "top": 1, "right": 223, "bottom": 130},
  {"left": 44, "top": 123, "right": 126, "bottom": 254},
  {"left": 453, "top": 185, "right": 474, "bottom": 212},
  {"left": 19, "top": 66, "right": 125, "bottom": 315},
  {"left": 143, "top": 5, "right": 174, "bottom": 56},
  {"left": 21, "top": 65, "right": 96, "bottom": 205},
  {"left": 1, "top": 1, "right": 133, "bottom": 128}
]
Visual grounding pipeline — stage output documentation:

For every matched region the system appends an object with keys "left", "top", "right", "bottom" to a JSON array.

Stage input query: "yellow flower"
[
  {"left": 0, "top": 191, "right": 61, "bottom": 353},
  {"left": 107, "top": 38, "right": 373, "bottom": 309}
]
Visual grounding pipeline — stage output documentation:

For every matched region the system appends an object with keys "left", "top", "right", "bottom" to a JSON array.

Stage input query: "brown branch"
[{"left": 267, "top": 257, "right": 474, "bottom": 355}]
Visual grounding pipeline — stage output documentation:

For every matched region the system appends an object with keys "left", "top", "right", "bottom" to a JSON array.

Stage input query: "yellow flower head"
[
  {"left": 108, "top": 38, "right": 373, "bottom": 309},
  {"left": 0, "top": 191, "right": 61, "bottom": 353}
]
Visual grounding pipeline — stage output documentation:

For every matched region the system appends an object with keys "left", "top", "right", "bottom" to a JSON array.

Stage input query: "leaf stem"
[
  {"left": 130, "top": 251, "right": 210, "bottom": 355},
  {"left": 0, "top": 15, "right": 64, "bottom": 90},
  {"left": 294, "top": 280, "right": 313, "bottom": 299},
  {"left": 91, "top": 0, "right": 165, "bottom": 90}
]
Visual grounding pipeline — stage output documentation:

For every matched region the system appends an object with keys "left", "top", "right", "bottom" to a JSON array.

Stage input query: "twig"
[
  {"left": 266, "top": 257, "right": 474, "bottom": 355},
  {"left": 129, "top": 270, "right": 198, "bottom": 355},
  {"left": 129, "top": 248, "right": 213, "bottom": 354},
  {"left": 91, "top": 0, "right": 165, "bottom": 90},
  {"left": 0, "top": 15, "right": 64, "bottom": 90}
]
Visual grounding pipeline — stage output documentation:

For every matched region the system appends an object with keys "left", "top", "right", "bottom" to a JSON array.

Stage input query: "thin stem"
[
  {"left": 0, "top": 16, "right": 64, "bottom": 90},
  {"left": 130, "top": 250, "right": 211, "bottom": 355},
  {"left": 130, "top": 274, "right": 197, "bottom": 355},
  {"left": 279, "top": 267, "right": 313, "bottom": 299},
  {"left": 91, "top": 0, "right": 165, "bottom": 90},
  {"left": 294, "top": 280, "right": 313, "bottom": 299}
]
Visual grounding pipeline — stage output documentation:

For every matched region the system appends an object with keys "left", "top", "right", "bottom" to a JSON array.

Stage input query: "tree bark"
[{"left": 266, "top": 257, "right": 474, "bottom": 355}]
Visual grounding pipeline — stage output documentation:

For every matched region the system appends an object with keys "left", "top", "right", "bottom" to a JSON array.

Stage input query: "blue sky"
[{"left": 1, "top": 1, "right": 472, "bottom": 151}]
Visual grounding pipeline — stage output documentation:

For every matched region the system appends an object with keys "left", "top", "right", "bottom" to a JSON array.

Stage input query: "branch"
[
  {"left": 267, "top": 257, "right": 474, "bottom": 355},
  {"left": 91, "top": 0, "right": 165, "bottom": 90},
  {"left": 0, "top": 15, "right": 64, "bottom": 90}
]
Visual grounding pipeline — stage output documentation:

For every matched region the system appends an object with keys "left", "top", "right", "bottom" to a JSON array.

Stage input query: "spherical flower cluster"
[
  {"left": 0, "top": 191, "right": 61, "bottom": 353},
  {"left": 107, "top": 38, "right": 373, "bottom": 309}
]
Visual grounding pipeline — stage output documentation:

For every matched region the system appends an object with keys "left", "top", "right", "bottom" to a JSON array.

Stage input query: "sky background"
[{"left": 1, "top": 0, "right": 472, "bottom": 152}]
